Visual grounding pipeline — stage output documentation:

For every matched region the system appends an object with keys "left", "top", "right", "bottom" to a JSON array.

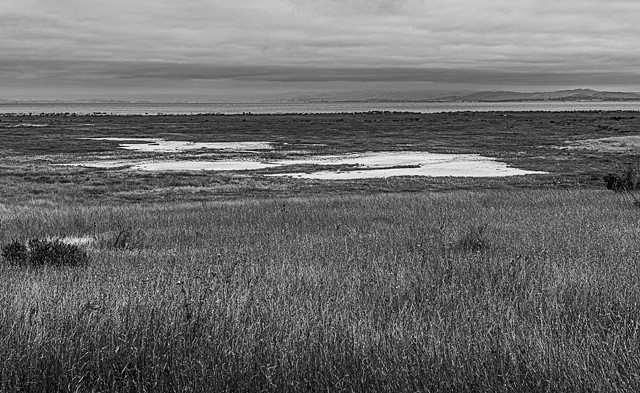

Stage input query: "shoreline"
[{"left": 2, "top": 101, "right": 640, "bottom": 116}]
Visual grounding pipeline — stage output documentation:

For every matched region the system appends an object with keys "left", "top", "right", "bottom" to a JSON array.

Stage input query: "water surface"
[{"left": 2, "top": 101, "right": 639, "bottom": 115}]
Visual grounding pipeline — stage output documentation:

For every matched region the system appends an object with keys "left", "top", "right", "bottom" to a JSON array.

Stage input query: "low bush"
[
  {"left": 604, "top": 165, "right": 640, "bottom": 192},
  {"left": 1, "top": 238, "right": 89, "bottom": 267},
  {"left": 1, "top": 240, "right": 28, "bottom": 266}
]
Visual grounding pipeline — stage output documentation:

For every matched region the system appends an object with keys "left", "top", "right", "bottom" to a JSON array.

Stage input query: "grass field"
[{"left": 1, "top": 111, "right": 640, "bottom": 391}]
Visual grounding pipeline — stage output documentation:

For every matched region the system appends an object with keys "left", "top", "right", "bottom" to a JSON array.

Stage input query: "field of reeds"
[{"left": 2, "top": 189, "right": 640, "bottom": 391}]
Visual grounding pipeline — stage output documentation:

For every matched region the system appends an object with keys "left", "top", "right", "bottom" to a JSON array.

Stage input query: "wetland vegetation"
[{"left": 1, "top": 111, "right": 640, "bottom": 391}]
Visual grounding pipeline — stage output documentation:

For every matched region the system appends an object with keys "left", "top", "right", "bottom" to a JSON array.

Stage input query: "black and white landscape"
[{"left": 2, "top": 1, "right": 640, "bottom": 392}]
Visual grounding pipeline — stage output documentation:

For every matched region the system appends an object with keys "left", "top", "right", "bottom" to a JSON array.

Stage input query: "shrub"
[
  {"left": 1, "top": 240, "right": 29, "bottom": 266},
  {"left": 28, "top": 238, "right": 89, "bottom": 267},
  {"left": 604, "top": 165, "right": 640, "bottom": 192},
  {"left": 1, "top": 238, "right": 89, "bottom": 267}
]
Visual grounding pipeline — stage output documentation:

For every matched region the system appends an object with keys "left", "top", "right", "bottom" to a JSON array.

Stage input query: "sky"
[{"left": 1, "top": 0, "right": 639, "bottom": 101}]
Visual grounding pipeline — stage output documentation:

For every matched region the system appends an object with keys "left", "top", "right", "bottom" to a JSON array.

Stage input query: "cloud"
[
  {"left": 4, "top": 0, "right": 640, "bottom": 69},
  {"left": 287, "top": 0, "right": 419, "bottom": 16},
  {"left": 2, "top": 58, "right": 636, "bottom": 88},
  {"left": 1, "top": 0, "right": 640, "bottom": 99}
]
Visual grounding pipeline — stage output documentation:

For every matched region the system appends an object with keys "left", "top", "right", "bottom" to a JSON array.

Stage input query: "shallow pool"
[{"left": 64, "top": 149, "right": 545, "bottom": 178}]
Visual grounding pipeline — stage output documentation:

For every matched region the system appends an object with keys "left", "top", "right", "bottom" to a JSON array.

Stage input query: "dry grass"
[{"left": 0, "top": 189, "right": 640, "bottom": 391}]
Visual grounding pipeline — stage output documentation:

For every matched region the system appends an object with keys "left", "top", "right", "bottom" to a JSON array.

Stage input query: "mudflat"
[{"left": 0, "top": 110, "right": 637, "bottom": 203}]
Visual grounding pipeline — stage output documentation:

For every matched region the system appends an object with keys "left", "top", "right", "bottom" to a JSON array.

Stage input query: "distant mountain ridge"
[
  {"left": 268, "top": 89, "right": 472, "bottom": 103},
  {"left": 2, "top": 89, "right": 639, "bottom": 104},
  {"left": 280, "top": 88, "right": 640, "bottom": 103},
  {"left": 453, "top": 89, "right": 640, "bottom": 102}
]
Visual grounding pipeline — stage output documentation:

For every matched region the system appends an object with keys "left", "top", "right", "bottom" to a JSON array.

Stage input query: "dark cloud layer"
[{"left": 2, "top": 59, "right": 636, "bottom": 86}]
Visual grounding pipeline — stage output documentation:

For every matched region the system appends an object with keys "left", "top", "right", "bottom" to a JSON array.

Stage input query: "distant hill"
[
  {"left": 269, "top": 90, "right": 473, "bottom": 103},
  {"left": 3, "top": 88, "right": 639, "bottom": 104},
  {"left": 453, "top": 89, "right": 640, "bottom": 102},
  {"left": 280, "top": 88, "right": 640, "bottom": 103}
]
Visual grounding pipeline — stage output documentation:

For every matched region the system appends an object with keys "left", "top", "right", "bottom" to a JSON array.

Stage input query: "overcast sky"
[{"left": 2, "top": 0, "right": 639, "bottom": 101}]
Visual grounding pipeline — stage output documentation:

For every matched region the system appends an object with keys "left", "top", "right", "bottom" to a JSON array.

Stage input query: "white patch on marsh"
[
  {"left": 131, "top": 160, "right": 279, "bottom": 171},
  {"left": 267, "top": 151, "right": 544, "bottom": 179},
  {"left": 60, "top": 159, "right": 277, "bottom": 171},
  {"left": 62, "top": 146, "right": 544, "bottom": 178},
  {"left": 84, "top": 137, "right": 273, "bottom": 152},
  {"left": 274, "top": 151, "right": 464, "bottom": 167},
  {"left": 5, "top": 123, "right": 48, "bottom": 128}
]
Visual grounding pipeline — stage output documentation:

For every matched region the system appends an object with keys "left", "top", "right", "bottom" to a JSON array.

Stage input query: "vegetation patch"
[
  {"left": 1, "top": 238, "right": 89, "bottom": 267},
  {"left": 110, "top": 227, "right": 146, "bottom": 250},
  {"left": 454, "top": 223, "right": 490, "bottom": 253},
  {"left": 604, "top": 164, "right": 640, "bottom": 192}
]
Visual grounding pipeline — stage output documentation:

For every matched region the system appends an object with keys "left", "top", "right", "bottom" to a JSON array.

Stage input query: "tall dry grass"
[{"left": 1, "top": 190, "right": 640, "bottom": 391}]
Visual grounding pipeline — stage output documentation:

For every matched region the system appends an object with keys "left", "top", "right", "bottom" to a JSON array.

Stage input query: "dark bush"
[
  {"left": 604, "top": 166, "right": 640, "bottom": 192},
  {"left": 28, "top": 238, "right": 89, "bottom": 267},
  {"left": 1, "top": 240, "right": 29, "bottom": 266},
  {"left": 1, "top": 238, "right": 88, "bottom": 267}
]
